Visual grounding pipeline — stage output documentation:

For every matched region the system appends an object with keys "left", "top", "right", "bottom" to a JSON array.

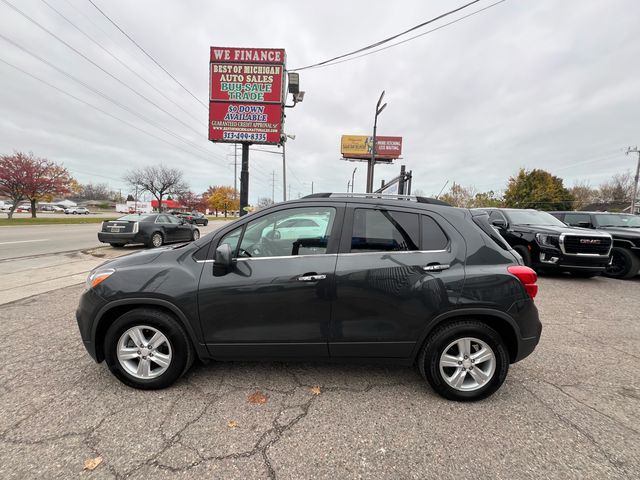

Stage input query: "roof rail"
[{"left": 302, "top": 192, "right": 451, "bottom": 206}]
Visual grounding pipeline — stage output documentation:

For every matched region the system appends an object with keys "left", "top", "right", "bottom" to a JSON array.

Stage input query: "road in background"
[{"left": 0, "top": 221, "right": 228, "bottom": 260}]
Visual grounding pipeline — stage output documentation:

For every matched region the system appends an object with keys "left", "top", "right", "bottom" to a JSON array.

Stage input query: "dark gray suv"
[{"left": 76, "top": 193, "right": 542, "bottom": 401}]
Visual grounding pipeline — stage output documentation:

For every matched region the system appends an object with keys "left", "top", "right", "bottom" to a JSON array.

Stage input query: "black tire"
[
  {"left": 192, "top": 229, "right": 200, "bottom": 241},
  {"left": 148, "top": 232, "right": 163, "bottom": 248},
  {"left": 204, "top": 220, "right": 209, "bottom": 226},
  {"left": 109, "top": 243, "right": 125, "bottom": 248},
  {"left": 604, "top": 247, "right": 640, "bottom": 279},
  {"left": 418, "top": 320, "right": 509, "bottom": 401},
  {"left": 103, "top": 308, "right": 194, "bottom": 389},
  {"left": 513, "top": 245, "right": 532, "bottom": 267}
]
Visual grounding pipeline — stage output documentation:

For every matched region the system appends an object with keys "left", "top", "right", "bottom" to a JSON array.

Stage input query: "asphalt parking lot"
[{"left": 0, "top": 275, "right": 639, "bottom": 479}]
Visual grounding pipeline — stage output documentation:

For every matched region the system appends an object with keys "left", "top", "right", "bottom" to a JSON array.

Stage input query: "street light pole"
[
  {"left": 282, "top": 141, "right": 287, "bottom": 201},
  {"left": 627, "top": 146, "right": 640, "bottom": 214},
  {"left": 367, "top": 90, "right": 387, "bottom": 193},
  {"left": 351, "top": 167, "right": 357, "bottom": 193}
]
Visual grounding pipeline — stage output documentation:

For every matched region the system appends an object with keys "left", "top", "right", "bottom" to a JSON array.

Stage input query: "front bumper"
[
  {"left": 534, "top": 247, "right": 610, "bottom": 272},
  {"left": 76, "top": 287, "right": 107, "bottom": 362}
]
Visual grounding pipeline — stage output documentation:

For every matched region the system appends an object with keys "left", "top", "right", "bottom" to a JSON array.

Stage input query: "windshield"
[
  {"left": 117, "top": 214, "right": 153, "bottom": 222},
  {"left": 504, "top": 210, "right": 567, "bottom": 227},
  {"left": 594, "top": 214, "right": 640, "bottom": 228}
]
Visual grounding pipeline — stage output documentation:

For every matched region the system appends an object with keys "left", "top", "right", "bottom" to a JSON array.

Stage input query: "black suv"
[
  {"left": 475, "top": 208, "right": 613, "bottom": 277},
  {"left": 77, "top": 194, "right": 542, "bottom": 401},
  {"left": 550, "top": 211, "right": 640, "bottom": 279}
]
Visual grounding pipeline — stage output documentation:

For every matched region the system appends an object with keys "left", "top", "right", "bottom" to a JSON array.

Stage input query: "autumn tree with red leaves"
[{"left": 0, "top": 151, "right": 74, "bottom": 219}]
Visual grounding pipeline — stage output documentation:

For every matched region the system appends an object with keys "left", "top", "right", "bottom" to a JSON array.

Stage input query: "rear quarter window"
[{"left": 421, "top": 215, "right": 449, "bottom": 250}]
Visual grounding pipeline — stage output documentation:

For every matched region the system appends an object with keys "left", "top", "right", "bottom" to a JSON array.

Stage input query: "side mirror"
[
  {"left": 491, "top": 219, "right": 507, "bottom": 229},
  {"left": 214, "top": 243, "right": 233, "bottom": 268}
]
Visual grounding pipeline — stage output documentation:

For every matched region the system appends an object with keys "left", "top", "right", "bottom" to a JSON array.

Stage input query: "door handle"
[
  {"left": 298, "top": 274, "right": 327, "bottom": 282},
  {"left": 423, "top": 263, "right": 450, "bottom": 272}
]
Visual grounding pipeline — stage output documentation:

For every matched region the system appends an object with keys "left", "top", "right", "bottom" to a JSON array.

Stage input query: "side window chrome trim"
[
  {"left": 337, "top": 249, "right": 448, "bottom": 257},
  {"left": 235, "top": 253, "right": 338, "bottom": 262}
]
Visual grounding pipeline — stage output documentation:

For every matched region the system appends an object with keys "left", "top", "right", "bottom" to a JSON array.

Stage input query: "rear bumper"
[{"left": 98, "top": 232, "right": 146, "bottom": 245}]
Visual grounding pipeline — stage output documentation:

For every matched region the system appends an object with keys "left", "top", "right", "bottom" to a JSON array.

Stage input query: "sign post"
[{"left": 208, "top": 47, "right": 286, "bottom": 215}]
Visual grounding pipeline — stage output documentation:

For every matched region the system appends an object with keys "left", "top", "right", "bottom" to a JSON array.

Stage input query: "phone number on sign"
[{"left": 222, "top": 132, "right": 267, "bottom": 141}]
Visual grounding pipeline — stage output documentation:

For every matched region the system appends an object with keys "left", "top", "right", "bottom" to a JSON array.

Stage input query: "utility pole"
[
  {"left": 311, "top": 181, "right": 314, "bottom": 194},
  {"left": 627, "top": 146, "right": 640, "bottom": 215},
  {"left": 271, "top": 171, "right": 276, "bottom": 202},
  {"left": 282, "top": 141, "right": 287, "bottom": 201},
  {"left": 240, "top": 143, "right": 249, "bottom": 216},
  {"left": 288, "top": 184, "right": 291, "bottom": 200},
  {"left": 233, "top": 144, "right": 238, "bottom": 201}
]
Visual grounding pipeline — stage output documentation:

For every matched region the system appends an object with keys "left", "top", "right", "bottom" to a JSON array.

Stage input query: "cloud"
[{"left": 1, "top": 0, "right": 639, "bottom": 203}]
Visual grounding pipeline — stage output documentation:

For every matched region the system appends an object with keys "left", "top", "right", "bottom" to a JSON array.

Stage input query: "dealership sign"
[
  {"left": 209, "top": 47, "right": 285, "bottom": 145},
  {"left": 341, "top": 135, "right": 403, "bottom": 160}
]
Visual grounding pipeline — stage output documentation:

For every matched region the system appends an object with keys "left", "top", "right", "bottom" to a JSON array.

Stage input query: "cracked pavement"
[{"left": 0, "top": 275, "right": 639, "bottom": 479}]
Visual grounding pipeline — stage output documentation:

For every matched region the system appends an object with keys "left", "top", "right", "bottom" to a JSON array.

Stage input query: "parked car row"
[{"left": 475, "top": 208, "right": 640, "bottom": 279}]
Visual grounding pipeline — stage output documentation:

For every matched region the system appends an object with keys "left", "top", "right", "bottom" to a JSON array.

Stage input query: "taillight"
[{"left": 508, "top": 265, "right": 538, "bottom": 299}]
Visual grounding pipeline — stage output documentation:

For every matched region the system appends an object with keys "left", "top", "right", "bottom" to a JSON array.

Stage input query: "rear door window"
[{"left": 351, "top": 209, "right": 419, "bottom": 252}]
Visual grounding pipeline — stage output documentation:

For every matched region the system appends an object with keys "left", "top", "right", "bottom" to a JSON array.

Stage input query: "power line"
[
  {"left": 0, "top": 56, "right": 215, "bottom": 169},
  {"left": 302, "top": 0, "right": 506, "bottom": 71},
  {"left": 86, "top": 0, "right": 208, "bottom": 110},
  {"left": 290, "top": 0, "right": 482, "bottom": 71},
  {"left": 0, "top": 32, "right": 226, "bottom": 169},
  {"left": 0, "top": 0, "right": 203, "bottom": 137},
  {"left": 40, "top": 0, "right": 202, "bottom": 125},
  {"left": 0, "top": 57, "right": 280, "bottom": 191}
]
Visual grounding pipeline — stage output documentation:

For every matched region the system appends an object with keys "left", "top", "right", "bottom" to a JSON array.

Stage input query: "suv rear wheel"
[
  {"left": 604, "top": 247, "right": 639, "bottom": 279},
  {"left": 419, "top": 320, "right": 509, "bottom": 401},
  {"left": 104, "top": 308, "right": 194, "bottom": 389}
]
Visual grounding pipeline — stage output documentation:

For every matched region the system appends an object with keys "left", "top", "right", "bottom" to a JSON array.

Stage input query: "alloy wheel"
[
  {"left": 152, "top": 233, "right": 163, "bottom": 247},
  {"left": 116, "top": 325, "right": 172, "bottom": 379},
  {"left": 439, "top": 337, "right": 496, "bottom": 392}
]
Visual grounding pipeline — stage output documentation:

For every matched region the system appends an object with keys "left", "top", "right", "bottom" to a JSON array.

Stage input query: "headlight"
[
  {"left": 535, "top": 233, "right": 560, "bottom": 248},
  {"left": 86, "top": 268, "right": 115, "bottom": 289}
]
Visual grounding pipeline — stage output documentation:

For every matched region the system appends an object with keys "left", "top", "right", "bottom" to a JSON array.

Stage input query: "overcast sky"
[{"left": 1, "top": 0, "right": 639, "bottom": 203}]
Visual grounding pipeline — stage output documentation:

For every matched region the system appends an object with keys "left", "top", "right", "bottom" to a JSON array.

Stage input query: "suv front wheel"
[
  {"left": 104, "top": 308, "right": 194, "bottom": 389},
  {"left": 419, "top": 320, "right": 509, "bottom": 401}
]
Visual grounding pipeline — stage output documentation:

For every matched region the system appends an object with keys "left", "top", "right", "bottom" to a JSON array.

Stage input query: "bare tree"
[
  {"left": 124, "top": 165, "right": 188, "bottom": 212},
  {"left": 598, "top": 171, "right": 633, "bottom": 203},
  {"left": 570, "top": 180, "right": 598, "bottom": 210},
  {"left": 79, "top": 182, "right": 113, "bottom": 201},
  {"left": 256, "top": 197, "right": 275, "bottom": 209}
]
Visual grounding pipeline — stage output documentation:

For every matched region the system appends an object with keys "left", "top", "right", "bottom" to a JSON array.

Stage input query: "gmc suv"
[
  {"left": 475, "top": 208, "right": 613, "bottom": 277},
  {"left": 77, "top": 194, "right": 542, "bottom": 401},
  {"left": 550, "top": 211, "right": 640, "bottom": 279}
]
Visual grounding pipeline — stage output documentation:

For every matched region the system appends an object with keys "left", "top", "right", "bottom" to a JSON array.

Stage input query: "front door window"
[{"left": 221, "top": 207, "right": 336, "bottom": 258}]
